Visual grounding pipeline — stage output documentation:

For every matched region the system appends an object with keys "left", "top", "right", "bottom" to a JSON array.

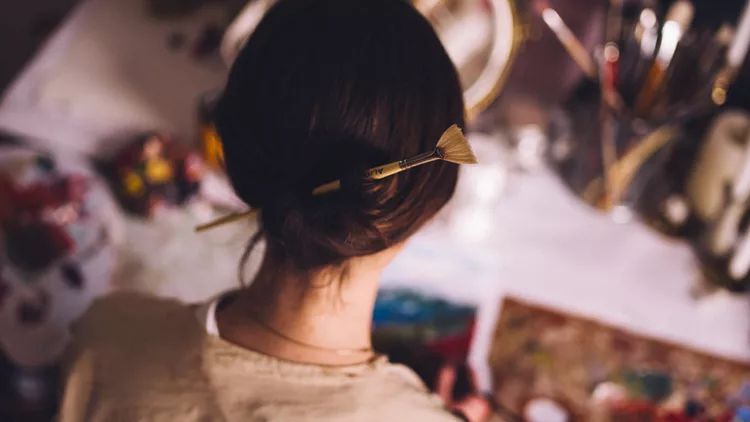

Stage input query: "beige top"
[{"left": 59, "top": 292, "right": 462, "bottom": 422}]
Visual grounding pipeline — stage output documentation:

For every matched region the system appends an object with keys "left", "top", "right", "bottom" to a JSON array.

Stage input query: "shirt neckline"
[
  {"left": 195, "top": 292, "right": 222, "bottom": 337},
  {"left": 194, "top": 291, "right": 392, "bottom": 381}
]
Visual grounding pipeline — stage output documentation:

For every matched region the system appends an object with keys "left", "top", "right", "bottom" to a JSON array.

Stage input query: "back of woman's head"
[{"left": 216, "top": 0, "right": 465, "bottom": 272}]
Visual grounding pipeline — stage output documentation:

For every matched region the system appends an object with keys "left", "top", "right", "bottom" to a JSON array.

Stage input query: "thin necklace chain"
[{"left": 246, "top": 310, "right": 374, "bottom": 357}]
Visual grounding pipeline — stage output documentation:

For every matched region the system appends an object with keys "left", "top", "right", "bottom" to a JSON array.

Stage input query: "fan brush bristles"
[{"left": 436, "top": 125, "right": 478, "bottom": 165}]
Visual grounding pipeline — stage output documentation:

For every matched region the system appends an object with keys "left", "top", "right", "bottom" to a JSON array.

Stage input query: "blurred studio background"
[{"left": 5, "top": 0, "right": 750, "bottom": 420}]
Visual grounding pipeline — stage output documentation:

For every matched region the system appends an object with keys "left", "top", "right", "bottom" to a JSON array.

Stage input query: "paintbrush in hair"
[
  {"left": 195, "top": 125, "right": 477, "bottom": 232},
  {"left": 313, "top": 124, "right": 476, "bottom": 194}
]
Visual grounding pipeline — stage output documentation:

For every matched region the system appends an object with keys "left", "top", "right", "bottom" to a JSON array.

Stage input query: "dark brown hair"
[{"left": 216, "top": 0, "right": 465, "bottom": 274}]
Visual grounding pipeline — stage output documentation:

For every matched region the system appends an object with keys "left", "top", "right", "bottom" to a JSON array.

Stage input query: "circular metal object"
[{"left": 220, "top": 0, "right": 521, "bottom": 119}]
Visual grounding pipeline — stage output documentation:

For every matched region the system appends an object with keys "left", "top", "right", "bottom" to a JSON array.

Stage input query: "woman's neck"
[{"left": 217, "top": 254, "right": 387, "bottom": 366}]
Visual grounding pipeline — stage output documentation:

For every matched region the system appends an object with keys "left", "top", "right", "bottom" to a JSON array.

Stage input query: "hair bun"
[
  {"left": 259, "top": 183, "right": 389, "bottom": 270},
  {"left": 218, "top": 0, "right": 465, "bottom": 273}
]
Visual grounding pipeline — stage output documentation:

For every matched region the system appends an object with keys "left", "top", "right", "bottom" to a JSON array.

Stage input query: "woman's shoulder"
[
  {"left": 61, "top": 293, "right": 220, "bottom": 422},
  {"left": 76, "top": 290, "right": 192, "bottom": 324},
  {"left": 71, "top": 291, "right": 202, "bottom": 349},
  {"left": 329, "top": 362, "right": 459, "bottom": 421}
]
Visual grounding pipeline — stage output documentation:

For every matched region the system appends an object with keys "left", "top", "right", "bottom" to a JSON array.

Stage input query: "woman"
[{"left": 60, "top": 0, "right": 491, "bottom": 420}]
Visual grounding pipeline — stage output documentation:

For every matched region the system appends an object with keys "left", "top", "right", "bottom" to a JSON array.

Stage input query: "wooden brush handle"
[{"left": 366, "top": 162, "right": 403, "bottom": 180}]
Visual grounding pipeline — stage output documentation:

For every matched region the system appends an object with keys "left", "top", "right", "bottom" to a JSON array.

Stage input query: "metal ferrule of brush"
[{"left": 399, "top": 148, "right": 443, "bottom": 171}]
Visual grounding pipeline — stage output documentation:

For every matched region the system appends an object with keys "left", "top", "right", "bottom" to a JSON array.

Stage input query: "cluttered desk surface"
[{"left": 1, "top": 0, "right": 749, "bottom": 415}]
